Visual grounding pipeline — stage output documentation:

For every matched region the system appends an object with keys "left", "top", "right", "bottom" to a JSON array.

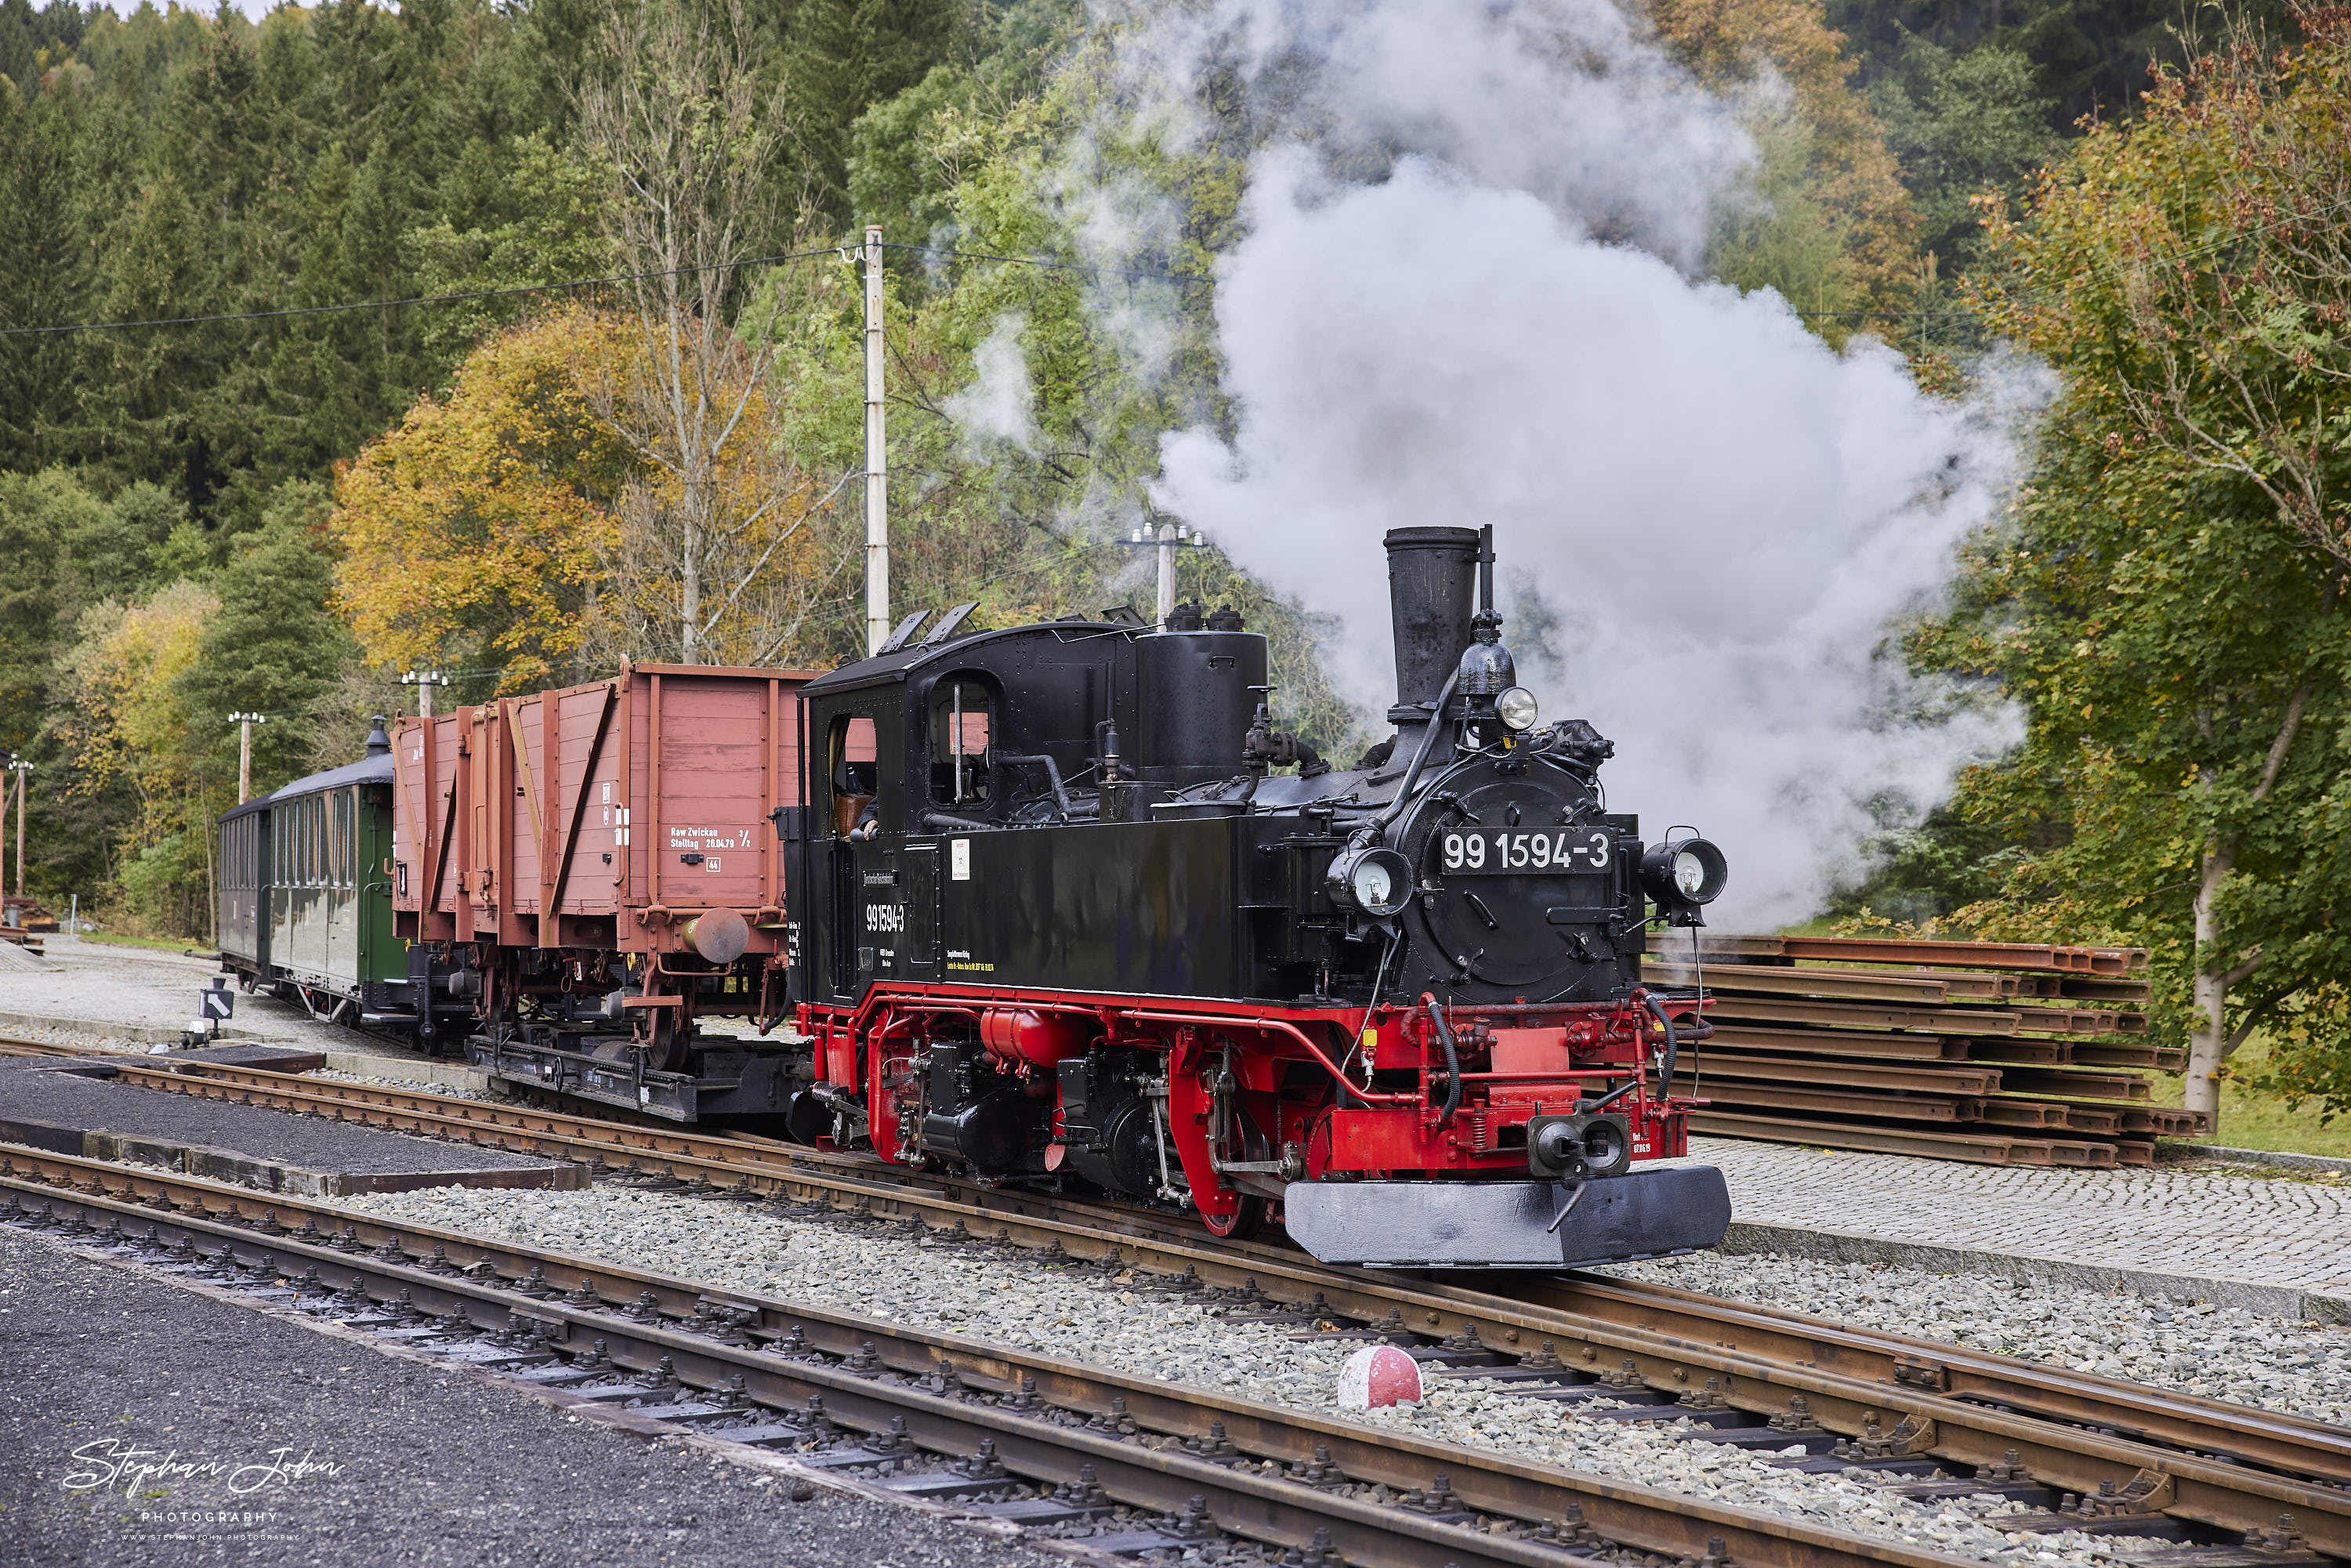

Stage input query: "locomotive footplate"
[
  {"left": 1282, "top": 1165, "right": 1731, "bottom": 1269},
  {"left": 465, "top": 1034, "right": 804, "bottom": 1123}
]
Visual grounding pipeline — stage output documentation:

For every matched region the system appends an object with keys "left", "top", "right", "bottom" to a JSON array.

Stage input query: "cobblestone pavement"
[{"left": 1679, "top": 1136, "right": 2351, "bottom": 1295}]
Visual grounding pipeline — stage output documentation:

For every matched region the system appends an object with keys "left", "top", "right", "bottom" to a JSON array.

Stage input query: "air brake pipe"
[
  {"left": 1639, "top": 992, "right": 1679, "bottom": 1099},
  {"left": 1578, "top": 994, "right": 1684, "bottom": 1114},
  {"left": 1420, "top": 993, "right": 1463, "bottom": 1126}
]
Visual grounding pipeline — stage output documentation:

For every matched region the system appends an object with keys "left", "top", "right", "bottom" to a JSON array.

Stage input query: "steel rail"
[
  {"left": 0, "top": 1043, "right": 1201, "bottom": 1240},
  {"left": 0, "top": 1150, "right": 1974, "bottom": 1568},
  {"left": 0, "top": 1039, "right": 867, "bottom": 1173},
  {"left": 1475, "top": 1273, "right": 2351, "bottom": 1483},
  {"left": 13, "top": 1043, "right": 2351, "bottom": 1551}
]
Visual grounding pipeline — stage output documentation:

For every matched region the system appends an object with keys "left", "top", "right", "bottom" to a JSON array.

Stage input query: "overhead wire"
[
  {"left": 0, "top": 243, "right": 852, "bottom": 339},
  {"left": 881, "top": 241, "right": 1204, "bottom": 288}
]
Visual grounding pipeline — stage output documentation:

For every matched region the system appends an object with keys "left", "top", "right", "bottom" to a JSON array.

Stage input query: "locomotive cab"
[{"left": 788, "top": 529, "right": 1732, "bottom": 1269}]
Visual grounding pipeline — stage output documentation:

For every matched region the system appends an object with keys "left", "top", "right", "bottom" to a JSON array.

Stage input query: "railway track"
[
  {"left": 2, "top": 1146, "right": 1968, "bottom": 1568},
  {"left": 6, "top": 1037, "right": 2348, "bottom": 1559}
]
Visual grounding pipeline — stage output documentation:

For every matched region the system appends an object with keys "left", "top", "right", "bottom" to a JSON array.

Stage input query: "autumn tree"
[
  {"left": 1646, "top": 0, "right": 1922, "bottom": 328},
  {"left": 330, "top": 308, "right": 632, "bottom": 692},
  {"left": 1921, "top": 13, "right": 2351, "bottom": 1126},
  {"left": 59, "top": 580, "right": 222, "bottom": 936},
  {"left": 334, "top": 301, "right": 851, "bottom": 684}
]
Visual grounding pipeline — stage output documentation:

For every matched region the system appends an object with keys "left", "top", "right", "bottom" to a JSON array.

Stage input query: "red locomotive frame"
[{"left": 801, "top": 984, "right": 1701, "bottom": 1235}]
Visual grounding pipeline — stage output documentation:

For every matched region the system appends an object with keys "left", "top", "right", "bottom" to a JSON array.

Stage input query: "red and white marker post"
[{"left": 1336, "top": 1343, "right": 1423, "bottom": 1409}]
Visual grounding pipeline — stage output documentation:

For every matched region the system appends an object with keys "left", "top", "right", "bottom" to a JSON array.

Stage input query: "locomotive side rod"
[
  {"left": 27, "top": 1042, "right": 2351, "bottom": 1545},
  {"left": 1, "top": 1155, "right": 1970, "bottom": 1568}
]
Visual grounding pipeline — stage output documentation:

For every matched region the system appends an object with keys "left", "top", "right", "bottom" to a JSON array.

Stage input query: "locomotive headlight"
[
  {"left": 1327, "top": 845, "right": 1414, "bottom": 919},
  {"left": 1639, "top": 835, "right": 1729, "bottom": 907},
  {"left": 1495, "top": 686, "right": 1539, "bottom": 732}
]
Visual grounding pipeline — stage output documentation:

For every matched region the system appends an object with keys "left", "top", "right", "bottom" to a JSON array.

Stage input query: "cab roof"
[{"left": 799, "top": 618, "right": 1143, "bottom": 701}]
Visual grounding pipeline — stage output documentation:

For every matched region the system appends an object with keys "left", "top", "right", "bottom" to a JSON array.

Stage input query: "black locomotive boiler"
[{"left": 788, "top": 526, "right": 1732, "bottom": 1268}]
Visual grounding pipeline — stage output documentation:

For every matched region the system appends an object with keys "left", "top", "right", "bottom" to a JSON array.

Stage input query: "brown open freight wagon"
[
  {"left": 393, "top": 662, "right": 812, "bottom": 954},
  {"left": 390, "top": 661, "right": 816, "bottom": 1119}
]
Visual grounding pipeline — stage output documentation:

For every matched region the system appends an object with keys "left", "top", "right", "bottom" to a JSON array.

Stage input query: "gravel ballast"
[
  {"left": 1599, "top": 1252, "right": 2351, "bottom": 1427},
  {"left": 336, "top": 1183, "right": 2142, "bottom": 1567},
  {"left": 0, "top": 1223, "right": 1055, "bottom": 1568},
  {"left": 309, "top": 1068, "right": 498, "bottom": 1103}
]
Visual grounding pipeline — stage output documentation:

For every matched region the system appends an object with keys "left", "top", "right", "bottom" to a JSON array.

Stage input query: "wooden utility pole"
[
  {"left": 400, "top": 670, "right": 450, "bottom": 719},
  {"left": 8, "top": 760, "right": 29, "bottom": 897},
  {"left": 229, "top": 712, "right": 266, "bottom": 804},
  {"left": 864, "top": 224, "right": 890, "bottom": 657},
  {"left": 1157, "top": 523, "right": 1181, "bottom": 625},
  {"left": 1125, "top": 520, "right": 1203, "bottom": 627}
]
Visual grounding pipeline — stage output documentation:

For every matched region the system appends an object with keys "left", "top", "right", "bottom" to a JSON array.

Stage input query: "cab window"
[
  {"left": 829, "top": 715, "right": 878, "bottom": 836},
  {"left": 929, "top": 680, "right": 992, "bottom": 806}
]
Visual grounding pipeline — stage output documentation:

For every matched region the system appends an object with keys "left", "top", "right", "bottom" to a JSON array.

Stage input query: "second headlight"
[{"left": 1326, "top": 845, "right": 1414, "bottom": 919}]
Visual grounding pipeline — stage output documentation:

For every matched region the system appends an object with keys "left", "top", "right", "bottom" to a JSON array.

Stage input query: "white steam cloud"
[
  {"left": 1077, "top": 0, "right": 2038, "bottom": 928},
  {"left": 944, "top": 313, "right": 1040, "bottom": 454}
]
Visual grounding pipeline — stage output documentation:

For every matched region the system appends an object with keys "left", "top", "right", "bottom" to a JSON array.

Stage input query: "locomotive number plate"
[{"left": 1437, "top": 826, "right": 1614, "bottom": 875}]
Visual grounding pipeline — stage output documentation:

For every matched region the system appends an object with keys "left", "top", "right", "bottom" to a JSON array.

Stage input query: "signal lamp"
[{"left": 1639, "top": 835, "right": 1728, "bottom": 926}]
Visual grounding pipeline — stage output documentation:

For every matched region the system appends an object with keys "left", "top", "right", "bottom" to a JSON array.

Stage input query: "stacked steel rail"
[
  {"left": 3, "top": 1041, "right": 2343, "bottom": 1557},
  {"left": 1662, "top": 935, "right": 2195, "bottom": 1167}
]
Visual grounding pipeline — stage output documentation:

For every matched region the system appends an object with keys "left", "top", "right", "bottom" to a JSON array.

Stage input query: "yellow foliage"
[
  {"left": 67, "top": 581, "right": 219, "bottom": 793},
  {"left": 329, "top": 307, "right": 634, "bottom": 692},
  {"left": 333, "top": 302, "right": 842, "bottom": 683},
  {"left": 1644, "top": 0, "right": 1919, "bottom": 323}
]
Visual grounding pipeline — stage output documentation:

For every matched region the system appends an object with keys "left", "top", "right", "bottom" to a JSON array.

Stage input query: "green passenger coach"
[{"left": 217, "top": 719, "right": 409, "bottom": 1022}]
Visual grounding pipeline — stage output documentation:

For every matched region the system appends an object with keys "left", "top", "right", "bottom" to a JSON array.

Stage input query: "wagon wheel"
[{"left": 647, "top": 1003, "right": 687, "bottom": 1074}]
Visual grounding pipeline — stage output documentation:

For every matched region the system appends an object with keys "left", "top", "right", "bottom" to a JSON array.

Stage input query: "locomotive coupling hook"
[{"left": 1543, "top": 1181, "right": 1588, "bottom": 1234}]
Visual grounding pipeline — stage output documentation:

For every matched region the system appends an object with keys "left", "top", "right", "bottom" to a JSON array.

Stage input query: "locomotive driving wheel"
[{"left": 1199, "top": 1194, "right": 1265, "bottom": 1239}]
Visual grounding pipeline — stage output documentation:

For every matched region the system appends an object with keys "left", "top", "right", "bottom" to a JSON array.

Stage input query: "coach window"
[
  {"left": 929, "top": 679, "right": 993, "bottom": 806},
  {"left": 829, "top": 714, "right": 879, "bottom": 837}
]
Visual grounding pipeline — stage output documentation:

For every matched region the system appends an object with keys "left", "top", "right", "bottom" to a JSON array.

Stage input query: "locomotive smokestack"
[{"left": 1382, "top": 527, "right": 1482, "bottom": 722}]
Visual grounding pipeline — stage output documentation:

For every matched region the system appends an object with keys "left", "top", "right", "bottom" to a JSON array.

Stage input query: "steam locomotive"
[
  {"left": 224, "top": 526, "right": 1732, "bottom": 1269},
  {"left": 786, "top": 526, "right": 1730, "bottom": 1267}
]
